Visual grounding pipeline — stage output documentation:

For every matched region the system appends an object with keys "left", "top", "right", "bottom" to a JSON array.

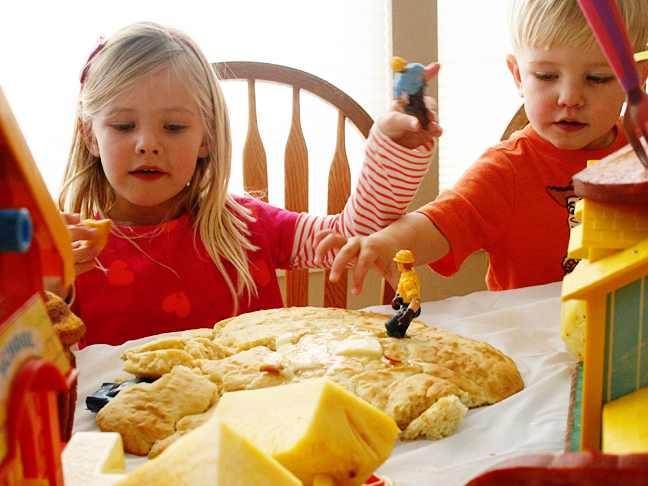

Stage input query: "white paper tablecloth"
[{"left": 73, "top": 281, "right": 577, "bottom": 485}]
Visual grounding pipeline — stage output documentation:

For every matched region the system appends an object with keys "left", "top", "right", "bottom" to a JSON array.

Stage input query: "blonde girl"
[{"left": 58, "top": 22, "right": 440, "bottom": 347}]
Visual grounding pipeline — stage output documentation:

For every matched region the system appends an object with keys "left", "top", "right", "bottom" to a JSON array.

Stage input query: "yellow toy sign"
[{"left": 0, "top": 296, "right": 70, "bottom": 466}]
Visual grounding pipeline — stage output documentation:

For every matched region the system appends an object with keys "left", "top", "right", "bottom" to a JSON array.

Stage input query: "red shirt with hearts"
[
  {"left": 73, "top": 199, "right": 298, "bottom": 347},
  {"left": 72, "top": 125, "right": 436, "bottom": 348}
]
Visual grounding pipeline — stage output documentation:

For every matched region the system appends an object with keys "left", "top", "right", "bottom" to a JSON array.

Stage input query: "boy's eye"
[
  {"left": 534, "top": 72, "right": 557, "bottom": 81},
  {"left": 587, "top": 75, "right": 615, "bottom": 84}
]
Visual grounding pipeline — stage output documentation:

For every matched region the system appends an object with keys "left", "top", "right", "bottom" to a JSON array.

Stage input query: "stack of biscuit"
[{"left": 44, "top": 290, "right": 86, "bottom": 442}]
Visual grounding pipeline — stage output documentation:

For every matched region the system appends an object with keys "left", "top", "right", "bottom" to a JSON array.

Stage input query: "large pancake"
[{"left": 98, "top": 307, "right": 524, "bottom": 457}]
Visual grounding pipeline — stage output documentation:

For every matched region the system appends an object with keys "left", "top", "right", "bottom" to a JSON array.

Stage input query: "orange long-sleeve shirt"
[{"left": 417, "top": 121, "right": 628, "bottom": 291}]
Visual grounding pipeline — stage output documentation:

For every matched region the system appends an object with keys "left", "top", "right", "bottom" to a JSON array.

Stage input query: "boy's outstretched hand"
[
  {"left": 314, "top": 212, "right": 451, "bottom": 296},
  {"left": 379, "top": 62, "right": 442, "bottom": 150},
  {"left": 314, "top": 230, "right": 403, "bottom": 296}
]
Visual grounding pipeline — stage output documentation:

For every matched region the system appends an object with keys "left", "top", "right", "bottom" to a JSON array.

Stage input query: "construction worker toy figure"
[{"left": 385, "top": 250, "right": 421, "bottom": 338}]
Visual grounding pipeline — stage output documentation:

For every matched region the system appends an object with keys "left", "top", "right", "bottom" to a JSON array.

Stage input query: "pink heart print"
[
  {"left": 108, "top": 260, "right": 135, "bottom": 286},
  {"left": 162, "top": 291, "right": 191, "bottom": 318}
]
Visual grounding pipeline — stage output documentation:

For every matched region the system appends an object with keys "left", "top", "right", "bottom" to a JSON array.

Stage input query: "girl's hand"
[
  {"left": 61, "top": 213, "right": 104, "bottom": 276},
  {"left": 378, "top": 62, "right": 442, "bottom": 150}
]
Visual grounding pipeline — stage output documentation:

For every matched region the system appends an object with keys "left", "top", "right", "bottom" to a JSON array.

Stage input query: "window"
[
  {"left": 437, "top": 0, "right": 522, "bottom": 191},
  {"left": 0, "top": 0, "right": 390, "bottom": 215}
]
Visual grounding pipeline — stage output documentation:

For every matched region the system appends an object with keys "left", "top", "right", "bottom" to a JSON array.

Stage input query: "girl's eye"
[
  {"left": 587, "top": 75, "right": 615, "bottom": 84},
  {"left": 166, "top": 124, "right": 185, "bottom": 132},
  {"left": 534, "top": 72, "right": 557, "bottom": 81},
  {"left": 112, "top": 123, "right": 134, "bottom": 131}
]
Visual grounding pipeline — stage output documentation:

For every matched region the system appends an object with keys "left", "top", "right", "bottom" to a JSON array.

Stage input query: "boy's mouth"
[{"left": 555, "top": 119, "right": 586, "bottom": 132}]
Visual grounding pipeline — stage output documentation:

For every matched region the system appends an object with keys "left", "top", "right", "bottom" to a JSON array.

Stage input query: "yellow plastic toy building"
[
  {"left": 562, "top": 158, "right": 648, "bottom": 454},
  {"left": 0, "top": 82, "right": 81, "bottom": 486}
]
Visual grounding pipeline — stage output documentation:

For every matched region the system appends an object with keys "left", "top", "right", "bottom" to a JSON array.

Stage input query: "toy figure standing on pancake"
[
  {"left": 392, "top": 57, "right": 430, "bottom": 130},
  {"left": 385, "top": 250, "right": 421, "bottom": 338}
]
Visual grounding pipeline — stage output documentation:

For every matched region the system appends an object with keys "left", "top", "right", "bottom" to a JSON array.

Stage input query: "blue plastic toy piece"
[
  {"left": 0, "top": 208, "right": 32, "bottom": 253},
  {"left": 392, "top": 59, "right": 429, "bottom": 129},
  {"left": 393, "top": 63, "right": 425, "bottom": 99}
]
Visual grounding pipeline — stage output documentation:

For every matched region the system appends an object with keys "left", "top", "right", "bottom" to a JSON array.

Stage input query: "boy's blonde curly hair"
[
  {"left": 508, "top": 0, "right": 648, "bottom": 55},
  {"left": 58, "top": 22, "right": 258, "bottom": 311}
]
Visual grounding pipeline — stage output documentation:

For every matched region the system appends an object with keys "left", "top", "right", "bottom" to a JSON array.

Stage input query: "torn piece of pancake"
[{"left": 97, "top": 365, "right": 218, "bottom": 455}]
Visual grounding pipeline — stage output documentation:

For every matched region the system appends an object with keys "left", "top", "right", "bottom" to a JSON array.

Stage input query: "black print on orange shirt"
[{"left": 546, "top": 181, "right": 581, "bottom": 275}]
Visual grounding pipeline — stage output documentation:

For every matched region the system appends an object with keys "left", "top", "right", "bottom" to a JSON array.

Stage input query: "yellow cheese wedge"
[
  {"left": 560, "top": 259, "right": 589, "bottom": 360},
  {"left": 62, "top": 432, "right": 128, "bottom": 486},
  {"left": 115, "top": 418, "right": 302, "bottom": 486},
  {"left": 560, "top": 298, "right": 586, "bottom": 360},
  {"left": 213, "top": 378, "right": 400, "bottom": 486},
  {"left": 82, "top": 218, "right": 112, "bottom": 250}
]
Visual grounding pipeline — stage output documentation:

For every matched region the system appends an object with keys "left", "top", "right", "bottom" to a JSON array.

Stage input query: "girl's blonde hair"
[
  {"left": 58, "top": 22, "right": 257, "bottom": 311},
  {"left": 508, "top": 0, "right": 648, "bottom": 55}
]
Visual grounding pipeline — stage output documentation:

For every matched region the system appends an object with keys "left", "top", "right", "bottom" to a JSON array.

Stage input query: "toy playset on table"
[
  {"left": 562, "top": 158, "right": 648, "bottom": 455},
  {"left": 0, "top": 78, "right": 129, "bottom": 486},
  {"left": 0, "top": 80, "right": 77, "bottom": 485}
]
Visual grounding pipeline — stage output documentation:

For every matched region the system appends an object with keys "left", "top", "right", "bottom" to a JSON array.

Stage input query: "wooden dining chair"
[
  {"left": 501, "top": 104, "right": 529, "bottom": 141},
  {"left": 213, "top": 61, "right": 395, "bottom": 309}
]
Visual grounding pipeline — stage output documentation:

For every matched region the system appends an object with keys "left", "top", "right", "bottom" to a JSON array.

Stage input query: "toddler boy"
[{"left": 316, "top": 0, "right": 648, "bottom": 294}]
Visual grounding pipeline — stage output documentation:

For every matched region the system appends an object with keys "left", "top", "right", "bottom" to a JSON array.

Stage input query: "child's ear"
[
  {"left": 79, "top": 119, "right": 100, "bottom": 157},
  {"left": 198, "top": 140, "right": 209, "bottom": 159},
  {"left": 506, "top": 54, "right": 524, "bottom": 98}
]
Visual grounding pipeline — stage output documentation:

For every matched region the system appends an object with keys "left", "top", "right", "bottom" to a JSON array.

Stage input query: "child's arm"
[
  {"left": 288, "top": 62, "right": 441, "bottom": 271},
  {"left": 314, "top": 212, "right": 450, "bottom": 295},
  {"left": 289, "top": 92, "right": 441, "bottom": 270}
]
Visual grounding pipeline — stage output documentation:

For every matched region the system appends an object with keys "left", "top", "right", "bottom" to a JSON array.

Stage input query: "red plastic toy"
[{"left": 0, "top": 80, "right": 76, "bottom": 486}]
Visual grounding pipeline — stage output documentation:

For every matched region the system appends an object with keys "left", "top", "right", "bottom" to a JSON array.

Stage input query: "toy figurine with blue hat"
[
  {"left": 385, "top": 250, "right": 421, "bottom": 338},
  {"left": 391, "top": 57, "right": 430, "bottom": 130}
]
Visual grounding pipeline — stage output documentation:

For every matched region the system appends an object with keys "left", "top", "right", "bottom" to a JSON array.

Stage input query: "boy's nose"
[{"left": 557, "top": 83, "right": 585, "bottom": 107}]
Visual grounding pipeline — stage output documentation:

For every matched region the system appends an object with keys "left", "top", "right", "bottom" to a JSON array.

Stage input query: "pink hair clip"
[
  {"left": 166, "top": 29, "right": 195, "bottom": 52},
  {"left": 79, "top": 36, "right": 107, "bottom": 85}
]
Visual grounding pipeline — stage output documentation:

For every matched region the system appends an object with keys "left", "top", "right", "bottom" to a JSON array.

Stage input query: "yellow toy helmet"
[
  {"left": 393, "top": 250, "right": 415, "bottom": 264},
  {"left": 390, "top": 56, "right": 408, "bottom": 73}
]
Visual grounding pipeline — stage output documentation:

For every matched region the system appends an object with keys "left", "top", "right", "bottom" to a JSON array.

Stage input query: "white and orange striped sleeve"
[{"left": 289, "top": 123, "right": 437, "bottom": 269}]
